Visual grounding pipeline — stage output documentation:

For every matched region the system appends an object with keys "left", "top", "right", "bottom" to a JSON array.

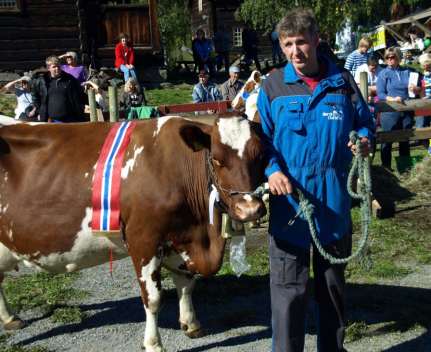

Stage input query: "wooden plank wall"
[{"left": 0, "top": 0, "right": 80, "bottom": 71}]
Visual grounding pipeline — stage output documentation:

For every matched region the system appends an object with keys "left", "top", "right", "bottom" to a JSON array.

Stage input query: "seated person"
[
  {"left": 59, "top": 51, "right": 88, "bottom": 84},
  {"left": 354, "top": 55, "right": 382, "bottom": 100},
  {"left": 1, "top": 76, "right": 36, "bottom": 120},
  {"left": 120, "top": 78, "right": 147, "bottom": 119},
  {"left": 219, "top": 65, "right": 244, "bottom": 101},
  {"left": 83, "top": 79, "right": 108, "bottom": 114},
  {"left": 115, "top": 33, "right": 139, "bottom": 83},
  {"left": 192, "top": 70, "right": 222, "bottom": 103}
]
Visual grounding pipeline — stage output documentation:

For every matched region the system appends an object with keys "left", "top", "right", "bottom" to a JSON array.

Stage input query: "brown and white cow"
[
  {"left": 0, "top": 116, "right": 266, "bottom": 351},
  {"left": 231, "top": 70, "right": 265, "bottom": 123}
]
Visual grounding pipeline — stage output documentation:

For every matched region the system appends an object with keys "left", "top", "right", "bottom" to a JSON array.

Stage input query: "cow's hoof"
[
  {"left": 4, "top": 318, "right": 25, "bottom": 330},
  {"left": 141, "top": 343, "right": 166, "bottom": 352},
  {"left": 181, "top": 323, "right": 205, "bottom": 338}
]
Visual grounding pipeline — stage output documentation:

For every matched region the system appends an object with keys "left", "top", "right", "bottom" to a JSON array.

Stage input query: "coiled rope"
[{"left": 298, "top": 131, "right": 372, "bottom": 264}]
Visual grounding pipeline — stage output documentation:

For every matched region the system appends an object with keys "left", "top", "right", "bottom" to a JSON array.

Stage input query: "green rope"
[{"left": 298, "top": 131, "right": 372, "bottom": 265}]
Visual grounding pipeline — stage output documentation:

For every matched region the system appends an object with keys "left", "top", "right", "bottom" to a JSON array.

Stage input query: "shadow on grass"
[{"left": 15, "top": 275, "right": 430, "bottom": 351}]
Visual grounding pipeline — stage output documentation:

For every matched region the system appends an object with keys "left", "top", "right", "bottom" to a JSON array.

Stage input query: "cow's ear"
[{"left": 179, "top": 124, "right": 211, "bottom": 152}]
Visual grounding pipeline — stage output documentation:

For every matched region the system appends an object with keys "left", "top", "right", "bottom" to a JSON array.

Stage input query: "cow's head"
[
  {"left": 180, "top": 116, "right": 266, "bottom": 222},
  {"left": 231, "top": 70, "right": 263, "bottom": 123}
]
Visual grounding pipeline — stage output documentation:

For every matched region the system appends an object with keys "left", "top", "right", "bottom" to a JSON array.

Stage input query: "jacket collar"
[{"left": 283, "top": 55, "right": 345, "bottom": 89}]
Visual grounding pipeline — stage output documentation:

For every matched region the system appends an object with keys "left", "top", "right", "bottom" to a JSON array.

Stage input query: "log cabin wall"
[
  {"left": 0, "top": 0, "right": 80, "bottom": 71},
  {"left": 0, "top": 0, "right": 162, "bottom": 73}
]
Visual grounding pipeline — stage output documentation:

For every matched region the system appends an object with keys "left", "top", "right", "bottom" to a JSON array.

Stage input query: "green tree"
[
  {"left": 157, "top": 0, "right": 191, "bottom": 67},
  {"left": 238, "top": 0, "right": 428, "bottom": 38}
]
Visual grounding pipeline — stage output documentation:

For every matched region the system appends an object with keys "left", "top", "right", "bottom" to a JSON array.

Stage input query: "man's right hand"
[{"left": 268, "top": 171, "right": 293, "bottom": 195}]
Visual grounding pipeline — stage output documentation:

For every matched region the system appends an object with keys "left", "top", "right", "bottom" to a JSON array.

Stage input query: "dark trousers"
[
  {"left": 269, "top": 235, "right": 351, "bottom": 352},
  {"left": 380, "top": 112, "right": 413, "bottom": 169},
  {"left": 216, "top": 51, "right": 230, "bottom": 73}
]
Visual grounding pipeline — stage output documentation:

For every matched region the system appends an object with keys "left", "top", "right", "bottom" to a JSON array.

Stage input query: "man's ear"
[{"left": 179, "top": 124, "right": 212, "bottom": 152}]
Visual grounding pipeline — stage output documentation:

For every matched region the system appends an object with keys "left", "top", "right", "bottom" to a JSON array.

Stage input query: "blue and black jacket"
[{"left": 257, "top": 57, "right": 374, "bottom": 248}]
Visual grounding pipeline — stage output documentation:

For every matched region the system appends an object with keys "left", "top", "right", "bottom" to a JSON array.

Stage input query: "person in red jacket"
[{"left": 115, "top": 33, "right": 138, "bottom": 83}]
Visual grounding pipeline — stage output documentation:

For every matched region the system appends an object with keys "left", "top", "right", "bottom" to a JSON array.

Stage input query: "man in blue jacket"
[{"left": 257, "top": 8, "right": 374, "bottom": 352}]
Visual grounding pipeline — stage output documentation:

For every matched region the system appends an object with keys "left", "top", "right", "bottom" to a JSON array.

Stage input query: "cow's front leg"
[
  {"left": 132, "top": 252, "right": 165, "bottom": 352},
  {"left": 171, "top": 271, "right": 203, "bottom": 338},
  {"left": 0, "top": 273, "right": 25, "bottom": 330}
]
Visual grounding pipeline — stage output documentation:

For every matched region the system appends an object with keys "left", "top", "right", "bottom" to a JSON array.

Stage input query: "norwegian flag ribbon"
[{"left": 91, "top": 121, "right": 137, "bottom": 234}]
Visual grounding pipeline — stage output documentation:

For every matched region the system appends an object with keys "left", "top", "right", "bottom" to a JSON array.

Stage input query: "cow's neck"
[
  {"left": 182, "top": 150, "right": 212, "bottom": 224},
  {"left": 180, "top": 150, "right": 227, "bottom": 276}
]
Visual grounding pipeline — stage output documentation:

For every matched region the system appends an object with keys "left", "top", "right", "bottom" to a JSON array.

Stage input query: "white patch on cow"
[
  {"left": 140, "top": 256, "right": 160, "bottom": 304},
  {"left": 245, "top": 93, "right": 259, "bottom": 121},
  {"left": 4, "top": 172, "right": 8, "bottom": 183},
  {"left": 153, "top": 116, "right": 176, "bottom": 137},
  {"left": 66, "top": 263, "right": 78, "bottom": 272},
  {"left": 15, "top": 207, "right": 128, "bottom": 272},
  {"left": 217, "top": 117, "right": 251, "bottom": 158},
  {"left": 7, "top": 229, "right": 12, "bottom": 241},
  {"left": 84, "top": 172, "right": 89, "bottom": 179},
  {"left": 0, "top": 116, "right": 22, "bottom": 126},
  {"left": 0, "top": 204, "right": 8, "bottom": 214},
  {"left": 243, "top": 194, "right": 253, "bottom": 202},
  {"left": 121, "top": 145, "right": 144, "bottom": 179}
]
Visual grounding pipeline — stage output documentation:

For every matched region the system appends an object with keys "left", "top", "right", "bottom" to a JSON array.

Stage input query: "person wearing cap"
[
  {"left": 59, "top": 51, "right": 88, "bottom": 84},
  {"left": 219, "top": 65, "right": 244, "bottom": 101},
  {"left": 192, "top": 70, "right": 222, "bottom": 104},
  {"left": 1, "top": 75, "right": 35, "bottom": 120}
]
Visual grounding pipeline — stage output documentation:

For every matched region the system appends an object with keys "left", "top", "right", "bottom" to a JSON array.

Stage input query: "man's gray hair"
[
  {"left": 276, "top": 8, "right": 319, "bottom": 38},
  {"left": 45, "top": 55, "right": 60, "bottom": 66}
]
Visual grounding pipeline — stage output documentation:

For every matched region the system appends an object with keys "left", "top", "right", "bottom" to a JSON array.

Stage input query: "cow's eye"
[{"left": 213, "top": 159, "right": 222, "bottom": 167}]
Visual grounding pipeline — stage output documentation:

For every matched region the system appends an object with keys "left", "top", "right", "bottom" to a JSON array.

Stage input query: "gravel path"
[{"left": 4, "top": 231, "right": 431, "bottom": 352}]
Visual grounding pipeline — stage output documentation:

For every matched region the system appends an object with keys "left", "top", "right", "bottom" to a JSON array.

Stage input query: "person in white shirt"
[
  {"left": 1, "top": 76, "right": 35, "bottom": 119},
  {"left": 354, "top": 55, "right": 382, "bottom": 99}
]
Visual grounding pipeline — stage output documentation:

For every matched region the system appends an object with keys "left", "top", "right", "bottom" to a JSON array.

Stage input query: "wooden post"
[
  {"left": 88, "top": 88, "right": 98, "bottom": 122},
  {"left": 108, "top": 86, "right": 118, "bottom": 122},
  {"left": 359, "top": 71, "right": 368, "bottom": 102}
]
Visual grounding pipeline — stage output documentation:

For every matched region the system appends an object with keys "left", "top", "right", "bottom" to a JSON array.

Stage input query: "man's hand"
[
  {"left": 348, "top": 137, "right": 370, "bottom": 157},
  {"left": 268, "top": 171, "right": 293, "bottom": 195}
]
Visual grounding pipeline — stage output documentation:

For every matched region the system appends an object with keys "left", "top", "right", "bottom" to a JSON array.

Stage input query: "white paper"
[{"left": 409, "top": 72, "right": 419, "bottom": 98}]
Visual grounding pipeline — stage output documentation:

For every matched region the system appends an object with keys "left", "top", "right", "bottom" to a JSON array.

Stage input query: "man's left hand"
[{"left": 348, "top": 137, "right": 370, "bottom": 157}]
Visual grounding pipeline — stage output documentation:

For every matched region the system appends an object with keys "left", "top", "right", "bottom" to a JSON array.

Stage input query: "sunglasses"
[{"left": 385, "top": 55, "right": 397, "bottom": 60}]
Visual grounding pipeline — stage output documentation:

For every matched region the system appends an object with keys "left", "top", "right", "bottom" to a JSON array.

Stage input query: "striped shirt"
[{"left": 344, "top": 50, "right": 369, "bottom": 76}]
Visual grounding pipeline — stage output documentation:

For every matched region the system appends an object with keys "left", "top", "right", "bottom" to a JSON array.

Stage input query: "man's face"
[
  {"left": 47, "top": 63, "right": 61, "bottom": 78},
  {"left": 121, "top": 37, "right": 127, "bottom": 46},
  {"left": 229, "top": 71, "right": 239, "bottom": 82},
  {"left": 279, "top": 31, "right": 319, "bottom": 75},
  {"left": 368, "top": 64, "right": 377, "bottom": 74},
  {"left": 423, "top": 63, "right": 431, "bottom": 72},
  {"left": 199, "top": 73, "right": 209, "bottom": 84}
]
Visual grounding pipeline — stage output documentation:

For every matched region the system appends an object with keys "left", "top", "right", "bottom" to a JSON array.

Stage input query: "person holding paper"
[{"left": 376, "top": 46, "right": 421, "bottom": 170}]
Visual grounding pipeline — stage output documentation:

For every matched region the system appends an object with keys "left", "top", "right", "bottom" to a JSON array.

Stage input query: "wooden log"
[
  {"left": 376, "top": 127, "right": 431, "bottom": 143},
  {"left": 375, "top": 99, "right": 431, "bottom": 113},
  {"left": 158, "top": 101, "right": 231, "bottom": 115},
  {"left": 88, "top": 89, "right": 98, "bottom": 123},
  {"left": 108, "top": 86, "right": 118, "bottom": 122}
]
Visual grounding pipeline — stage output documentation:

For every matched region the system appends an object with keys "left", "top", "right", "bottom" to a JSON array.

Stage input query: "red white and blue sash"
[{"left": 91, "top": 121, "right": 137, "bottom": 235}]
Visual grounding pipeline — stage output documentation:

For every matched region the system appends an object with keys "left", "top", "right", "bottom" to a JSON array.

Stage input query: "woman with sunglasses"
[{"left": 376, "top": 46, "right": 421, "bottom": 170}]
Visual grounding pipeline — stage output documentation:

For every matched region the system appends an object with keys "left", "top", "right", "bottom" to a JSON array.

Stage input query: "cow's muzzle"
[{"left": 232, "top": 196, "right": 266, "bottom": 222}]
